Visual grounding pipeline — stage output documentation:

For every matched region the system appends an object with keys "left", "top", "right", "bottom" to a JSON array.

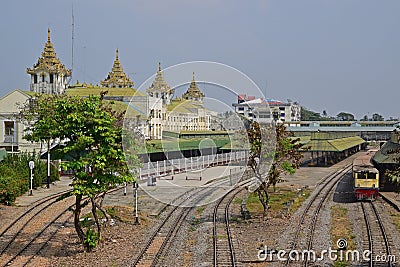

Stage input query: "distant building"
[
  {"left": 163, "top": 72, "right": 215, "bottom": 132},
  {"left": 146, "top": 62, "right": 174, "bottom": 106},
  {"left": 100, "top": 49, "right": 134, "bottom": 88},
  {"left": 26, "top": 29, "right": 71, "bottom": 94},
  {"left": 0, "top": 90, "right": 40, "bottom": 153},
  {"left": 232, "top": 94, "right": 301, "bottom": 124},
  {"left": 182, "top": 73, "right": 205, "bottom": 103}
]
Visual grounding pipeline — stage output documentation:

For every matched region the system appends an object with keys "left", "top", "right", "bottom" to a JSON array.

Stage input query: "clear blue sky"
[{"left": 1, "top": 0, "right": 399, "bottom": 119}]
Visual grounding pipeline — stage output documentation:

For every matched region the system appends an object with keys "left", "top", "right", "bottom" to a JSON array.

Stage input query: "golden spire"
[
  {"left": 100, "top": 49, "right": 134, "bottom": 88},
  {"left": 182, "top": 72, "right": 205, "bottom": 102},
  {"left": 26, "top": 28, "right": 71, "bottom": 77},
  {"left": 146, "top": 62, "right": 174, "bottom": 105}
]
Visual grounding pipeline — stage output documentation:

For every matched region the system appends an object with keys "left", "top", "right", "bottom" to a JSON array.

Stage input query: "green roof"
[
  {"left": 305, "top": 136, "right": 365, "bottom": 152},
  {"left": 103, "top": 100, "right": 143, "bottom": 117},
  {"left": 167, "top": 99, "right": 202, "bottom": 112},
  {"left": 372, "top": 141, "right": 400, "bottom": 164},
  {"left": 290, "top": 136, "right": 311, "bottom": 145},
  {"left": 144, "top": 137, "right": 231, "bottom": 153}
]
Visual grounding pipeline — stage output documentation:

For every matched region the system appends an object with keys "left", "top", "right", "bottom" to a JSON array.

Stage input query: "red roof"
[{"left": 238, "top": 94, "right": 246, "bottom": 100}]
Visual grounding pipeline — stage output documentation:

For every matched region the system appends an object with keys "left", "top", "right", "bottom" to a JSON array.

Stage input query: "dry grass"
[
  {"left": 330, "top": 205, "right": 356, "bottom": 267},
  {"left": 389, "top": 211, "right": 400, "bottom": 233},
  {"left": 288, "top": 189, "right": 311, "bottom": 215},
  {"left": 246, "top": 187, "right": 309, "bottom": 217}
]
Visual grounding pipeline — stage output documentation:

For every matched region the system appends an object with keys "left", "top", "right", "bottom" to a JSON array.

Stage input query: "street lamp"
[{"left": 29, "top": 160, "right": 35, "bottom": 196}]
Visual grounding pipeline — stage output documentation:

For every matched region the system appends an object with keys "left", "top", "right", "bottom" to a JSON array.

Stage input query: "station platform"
[
  {"left": 15, "top": 176, "right": 73, "bottom": 207},
  {"left": 379, "top": 191, "right": 400, "bottom": 211},
  {"left": 13, "top": 165, "right": 244, "bottom": 217}
]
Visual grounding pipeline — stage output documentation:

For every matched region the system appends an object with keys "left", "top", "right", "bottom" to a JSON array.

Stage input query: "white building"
[
  {"left": 146, "top": 67, "right": 215, "bottom": 134},
  {"left": 232, "top": 94, "right": 301, "bottom": 124},
  {"left": 0, "top": 90, "right": 41, "bottom": 153},
  {"left": 26, "top": 29, "right": 71, "bottom": 95}
]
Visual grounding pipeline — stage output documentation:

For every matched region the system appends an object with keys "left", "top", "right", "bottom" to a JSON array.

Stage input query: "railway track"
[
  {"left": 284, "top": 163, "right": 352, "bottom": 267},
  {"left": 130, "top": 177, "right": 244, "bottom": 267},
  {"left": 361, "top": 201, "right": 393, "bottom": 267},
  {"left": 212, "top": 185, "right": 246, "bottom": 267},
  {"left": 0, "top": 189, "right": 73, "bottom": 265},
  {"left": 0, "top": 187, "right": 123, "bottom": 267}
]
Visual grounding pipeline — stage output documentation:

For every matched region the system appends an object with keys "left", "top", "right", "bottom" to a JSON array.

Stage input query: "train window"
[
  {"left": 356, "top": 171, "right": 368, "bottom": 179},
  {"left": 368, "top": 172, "right": 377, "bottom": 179}
]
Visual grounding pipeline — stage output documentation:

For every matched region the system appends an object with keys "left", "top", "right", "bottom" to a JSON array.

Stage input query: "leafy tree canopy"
[
  {"left": 20, "top": 93, "right": 141, "bottom": 251},
  {"left": 247, "top": 122, "right": 304, "bottom": 216},
  {"left": 336, "top": 112, "right": 355, "bottom": 121},
  {"left": 301, "top": 107, "right": 331, "bottom": 121},
  {"left": 372, "top": 113, "right": 384, "bottom": 121}
]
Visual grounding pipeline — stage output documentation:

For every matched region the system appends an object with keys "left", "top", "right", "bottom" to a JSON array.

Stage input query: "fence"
[{"left": 137, "top": 151, "right": 248, "bottom": 180}]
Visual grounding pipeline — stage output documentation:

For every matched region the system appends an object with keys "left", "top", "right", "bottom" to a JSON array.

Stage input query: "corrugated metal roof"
[
  {"left": 305, "top": 136, "right": 365, "bottom": 152},
  {"left": 372, "top": 141, "right": 400, "bottom": 164}
]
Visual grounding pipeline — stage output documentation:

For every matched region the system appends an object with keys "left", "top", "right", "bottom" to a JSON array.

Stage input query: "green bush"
[
  {"left": 0, "top": 152, "right": 59, "bottom": 205},
  {"left": 84, "top": 228, "right": 99, "bottom": 251}
]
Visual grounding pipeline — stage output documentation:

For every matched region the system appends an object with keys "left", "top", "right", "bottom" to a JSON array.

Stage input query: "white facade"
[
  {"left": 233, "top": 97, "right": 301, "bottom": 124},
  {"left": 125, "top": 95, "right": 164, "bottom": 140},
  {"left": 28, "top": 72, "right": 69, "bottom": 95},
  {"left": 164, "top": 102, "right": 214, "bottom": 132},
  {"left": 0, "top": 90, "right": 41, "bottom": 153},
  {"left": 26, "top": 29, "right": 71, "bottom": 95}
]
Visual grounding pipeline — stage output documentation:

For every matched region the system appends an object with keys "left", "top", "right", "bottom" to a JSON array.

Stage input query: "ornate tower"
[
  {"left": 100, "top": 49, "right": 134, "bottom": 88},
  {"left": 146, "top": 62, "right": 174, "bottom": 105},
  {"left": 182, "top": 72, "right": 205, "bottom": 103},
  {"left": 26, "top": 28, "right": 71, "bottom": 94}
]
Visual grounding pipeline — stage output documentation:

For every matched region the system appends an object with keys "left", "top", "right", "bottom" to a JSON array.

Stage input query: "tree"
[
  {"left": 247, "top": 121, "right": 304, "bottom": 217},
  {"left": 360, "top": 115, "right": 369, "bottom": 121},
  {"left": 336, "top": 112, "right": 355, "bottom": 121},
  {"left": 301, "top": 107, "right": 331, "bottom": 121},
  {"left": 301, "top": 107, "right": 322, "bottom": 121},
  {"left": 20, "top": 93, "right": 140, "bottom": 251},
  {"left": 372, "top": 113, "right": 384, "bottom": 121}
]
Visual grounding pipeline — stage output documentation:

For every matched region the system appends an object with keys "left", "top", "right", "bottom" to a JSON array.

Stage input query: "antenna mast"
[{"left": 70, "top": 4, "right": 75, "bottom": 84}]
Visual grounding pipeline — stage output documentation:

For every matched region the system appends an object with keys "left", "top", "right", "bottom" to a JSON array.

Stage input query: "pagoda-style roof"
[
  {"left": 100, "top": 49, "right": 134, "bottom": 88},
  {"left": 26, "top": 28, "right": 71, "bottom": 76},
  {"left": 182, "top": 72, "right": 205, "bottom": 102},
  {"left": 146, "top": 62, "right": 174, "bottom": 95}
]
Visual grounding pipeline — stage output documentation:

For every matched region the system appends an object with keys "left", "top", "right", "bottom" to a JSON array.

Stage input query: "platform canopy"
[
  {"left": 301, "top": 132, "right": 365, "bottom": 152},
  {"left": 372, "top": 131, "right": 400, "bottom": 164}
]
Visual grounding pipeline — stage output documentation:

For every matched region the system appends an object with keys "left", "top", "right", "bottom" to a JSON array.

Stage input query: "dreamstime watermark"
[{"left": 257, "top": 239, "right": 396, "bottom": 263}]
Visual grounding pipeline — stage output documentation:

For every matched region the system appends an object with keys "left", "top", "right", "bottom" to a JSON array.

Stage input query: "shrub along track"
[
  {"left": 0, "top": 187, "right": 122, "bottom": 267},
  {"left": 283, "top": 161, "right": 353, "bottom": 267}
]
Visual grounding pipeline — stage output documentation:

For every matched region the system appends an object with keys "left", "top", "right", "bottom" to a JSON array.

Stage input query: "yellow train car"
[{"left": 353, "top": 150, "right": 379, "bottom": 200}]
